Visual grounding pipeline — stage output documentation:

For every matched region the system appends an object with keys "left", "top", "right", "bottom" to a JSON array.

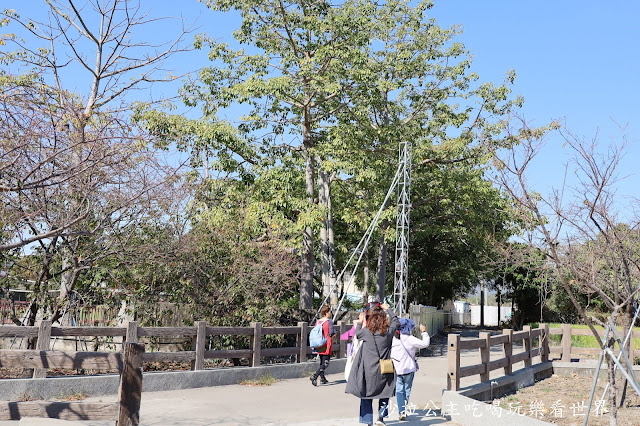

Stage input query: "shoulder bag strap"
[
  {"left": 399, "top": 336, "right": 413, "bottom": 359},
  {"left": 371, "top": 329, "right": 385, "bottom": 359},
  {"left": 319, "top": 318, "right": 329, "bottom": 337},
  {"left": 399, "top": 335, "right": 419, "bottom": 369}
]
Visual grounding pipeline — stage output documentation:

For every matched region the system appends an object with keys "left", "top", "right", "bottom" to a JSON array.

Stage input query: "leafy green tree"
[
  {"left": 488, "top": 244, "right": 551, "bottom": 329},
  {"left": 324, "top": 0, "right": 521, "bottom": 304},
  {"left": 193, "top": 0, "right": 384, "bottom": 309},
  {"left": 409, "top": 164, "right": 513, "bottom": 307},
  {"left": 181, "top": 0, "right": 526, "bottom": 313},
  {"left": 123, "top": 181, "right": 300, "bottom": 330}
]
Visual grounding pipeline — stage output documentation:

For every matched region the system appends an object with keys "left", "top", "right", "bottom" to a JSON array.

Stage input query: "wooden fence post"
[
  {"left": 523, "top": 325, "right": 532, "bottom": 367},
  {"left": 337, "top": 321, "right": 346, "bottom": 359},
  {"left": 193, "top": 321, "right": 207, "bottom": 371},
  {"left": 540, "top": 323, "right": 549, "bottom": 362},
  {"left": 479, "top": 332, "right": 491, "bottom": 383},
  {"left": 249, "top": 322, "right": 262, "bottom": 367},
  {"left": 125, "top": 321, "right": 138, "bottom": 343},
  {"left": 297, "top": 322, "right": 308, "bottom": 363},
  {"left": 503, "top": 328, "right": 513, "bottom": 375},
  {"left": 447, "top": 334, "right": 461, "bottom": 391},
  {"left": 33, "top": 320, "right": 52, "bottom": 379},
  {"left": 561, "top": 323, "right": 572, "bottom": 362},
  {"left": 117, "top": 342, "right": 145, "bottom": 426}
]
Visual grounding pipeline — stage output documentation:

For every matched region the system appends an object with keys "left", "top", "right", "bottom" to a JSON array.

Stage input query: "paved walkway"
[
  {"left": 127, "top": 366, "right": 453, "bottom": 425},
  {"left": 11, "top": 328, "right": 524, "bottom": 425},
  {"left": 93, "top": 337, "right": 461, "bottom": 425},
  {"left": 13, "top": 361, "right": 458, "bottom": 425}
]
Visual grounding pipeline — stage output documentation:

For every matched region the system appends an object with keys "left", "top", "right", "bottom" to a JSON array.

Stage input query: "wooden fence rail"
[
  {"left": 0, "top": 319, "right": 354, "bottom": 377},
  {"left": 0, "top": 341, "right": 144, "bottom": 425}
]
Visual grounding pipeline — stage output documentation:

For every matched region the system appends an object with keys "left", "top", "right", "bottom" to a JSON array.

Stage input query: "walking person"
[
  {"left": 391, "top": 318, "right": 430, "bottom": 420},
  {"left": 346, "top": 302, "right": 400, "bottom": 426},
  {"left": 310, "top": 304, "right": 335, "bottom": 386}
]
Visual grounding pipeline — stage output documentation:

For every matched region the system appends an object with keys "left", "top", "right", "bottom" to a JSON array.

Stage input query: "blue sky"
[
  {"left": 432, "top": 1, "right": 639, "bottom": 202},
  {"left": 11, "top": 0, "right": 640, "bottom": 205}
]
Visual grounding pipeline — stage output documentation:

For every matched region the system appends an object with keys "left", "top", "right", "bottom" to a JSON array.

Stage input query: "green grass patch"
[
  {"left": 529, "top": 322, "right": 640, "bottom": 349},
  {"left": 239, "top": 374, "right": 277, "bottom": 386}
]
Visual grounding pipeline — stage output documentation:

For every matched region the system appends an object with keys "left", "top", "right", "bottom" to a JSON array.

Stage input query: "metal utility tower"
[{"left": 393, "top": 142, "right": 412, "bottom": 314}]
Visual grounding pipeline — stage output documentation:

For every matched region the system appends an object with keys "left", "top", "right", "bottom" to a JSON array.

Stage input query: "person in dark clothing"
[
  {"left": 310, "top": 304, "right": 335, "bottom": 386},
  {"left": 346, "top": 302, "right": 400, "bottom": 425}
]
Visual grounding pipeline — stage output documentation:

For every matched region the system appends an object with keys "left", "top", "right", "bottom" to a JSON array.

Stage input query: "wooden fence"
[
  {"left": 548, "top": 324, "right": 638, "bottom": 363},
  {"left": 0, "top": 319, "right": 354, "bottom": 377},
  {"left": 0, "top": 342, "right": 144, "bottom": 424},
  {"left": 447, "top": 323, "right": 640, "bottom": 391},
  {"left": 447, "top": 324, "right": 549, "bottom": 391}
]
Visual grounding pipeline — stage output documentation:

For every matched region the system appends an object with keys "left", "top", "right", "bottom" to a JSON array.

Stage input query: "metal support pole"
[
  {"left": 598, "top": 304, "right": 640, "bottom": 406},
  {"left": 393, "top": 142, "right": 411, "bottom": 314},
  {"left": 584, "top": 319, "right": 640, "bottom": 426},
  {"left": 607, "top": 319, "right": 640, "bottom": 390},
  {"left": 582, "top": 325, "right": 610, "bottom": 426},
  {"left": 604, "top": 347, "right": 640, "bottom": 397}
]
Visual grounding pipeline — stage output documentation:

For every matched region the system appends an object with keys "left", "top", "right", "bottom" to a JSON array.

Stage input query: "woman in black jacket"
[{"left": 345, "top": 303, "right": 400, "bottom": 425}]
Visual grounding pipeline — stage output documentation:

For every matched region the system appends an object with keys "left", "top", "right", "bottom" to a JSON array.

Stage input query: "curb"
[
  {"left": 0, "top": 359, "right": 347, "bottom": 401},
  {"left": 552, "top": 361, "right": 640, "bottom": 378},
  {"left": 457, "top": 362, "right": 553, "bottom": 401}
]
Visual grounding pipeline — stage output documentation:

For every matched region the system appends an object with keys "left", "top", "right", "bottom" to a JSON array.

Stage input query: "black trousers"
[{"left": 315, "top": 354, "right": 331, "bottom": 377}]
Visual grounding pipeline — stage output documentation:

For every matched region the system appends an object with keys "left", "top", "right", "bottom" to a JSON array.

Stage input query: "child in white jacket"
[{"left": 391, "top": 318, "right": 430, "bottom": 420}]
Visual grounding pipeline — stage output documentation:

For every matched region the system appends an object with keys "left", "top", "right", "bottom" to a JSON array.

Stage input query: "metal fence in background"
[
  {"left": 407, "top": 304, "right": 450, "bottom": 336},
  {"left": 0, "top": 300, "right": 29, "bottom": 325}
]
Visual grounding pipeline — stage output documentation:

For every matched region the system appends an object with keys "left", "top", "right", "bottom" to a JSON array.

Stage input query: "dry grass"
[
  {"left": 56, "top": 391, "right": 89, "bottom": 401},
  {"left": 239, "top": 374, "right": 277, "bottom": 386},
  {"left": 492, "top": 373, "right": 640, "bottom": 425}
]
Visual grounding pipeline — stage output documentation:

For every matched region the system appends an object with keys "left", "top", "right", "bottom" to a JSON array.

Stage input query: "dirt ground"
[{"left": 492, "top": 373, "right": 640, "bottom": 425}]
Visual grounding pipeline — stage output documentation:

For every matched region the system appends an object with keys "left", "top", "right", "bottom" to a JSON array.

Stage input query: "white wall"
[{"left": 470, "top": 305, "right": 512, "bottom": 326}]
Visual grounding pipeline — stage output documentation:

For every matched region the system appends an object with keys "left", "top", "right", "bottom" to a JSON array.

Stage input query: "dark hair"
[
  {"left": 320, "top": 304, "right": 331, "bottom": 317},
  {"left": 364, "top": 300, "right": 381, "bottom": 314},
  {"left": 366, "top": 307, "right": 389, "bottom": 335}
]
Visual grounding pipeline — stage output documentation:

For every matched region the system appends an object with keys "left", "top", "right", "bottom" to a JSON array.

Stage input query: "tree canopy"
[{"left": 3, "top": 0, "right": 525, "bottom": 327}]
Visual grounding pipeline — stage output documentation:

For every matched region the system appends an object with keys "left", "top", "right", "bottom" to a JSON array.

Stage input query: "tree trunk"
[
  {"left": 59, "top": 252, "right": 73, "bottom": 301},
  {"left": 53, "top": 248, "right": 80, "bottom": 324},
  {"left": 607, "top": 348, "right": 618, "bottom": 426},
  {"left": 497, "top": 287, "right": 501, "bottom": 327},
  {"left": 54, "top": 125, "right": 83, "bottom": 323},
  {"left": 318, "top": 167, "right": 330, "bottom": 301},
  {"left": 363, "top": 247, "right": 370, "bottom": 304},
  {"left": 317, "top": 167, "right": 338, "bottom": 309},
  {"left": 299, "top": 112, "right": 315, "bottom": 310},
  {"left": 326, "top": 173, "right": 338, "bottom": 309},
  {"left": 427, "top": 276, "right": 435, "bottom": 306},
  {"left": 375, "top": 219, "right": 389, "bottom": 302}
]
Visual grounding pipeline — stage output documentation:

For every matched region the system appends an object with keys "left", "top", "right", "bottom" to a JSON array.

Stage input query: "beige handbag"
[
  {"left": 372, "top": 333, "right": 395, "bottom": 375},
  {"left": 379, "top": 358, "right": 394, "bottom": 374}
]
